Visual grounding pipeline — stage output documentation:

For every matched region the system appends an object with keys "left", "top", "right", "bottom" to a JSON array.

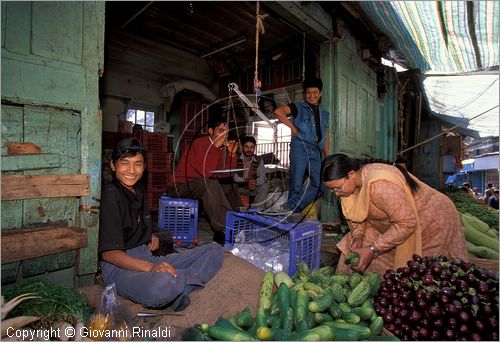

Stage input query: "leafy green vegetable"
[
  {"left": 2, "top": 278, "right": 92, "bottom": 327},
  {"left": 442, "top": 186, "right": 498, "bottom": 230}
]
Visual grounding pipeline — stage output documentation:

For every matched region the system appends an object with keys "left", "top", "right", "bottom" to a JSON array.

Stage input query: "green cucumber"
[
  {"left": 289, "top": 288, "right": 297, "bottom": 311},
  {"left": 313, "top": 312, "right": 334, "bottom": 324},
  {"left": 207, "top": 326, "right": 255, "bottom": 341},
  {"left": 352, "top": 306, "right": 374, "bottom": 321},
  {"left": 308, "top": 289, "right": 334, "bottom": 313},
  {"left": 342, "top": 312, "right": 361, "bottom": 324},
  {"left": 214, "top": 316, "right": 238, "bottom": 330},
  {"left": 348, "top": 279, "right": 372, "bottom": 307},
  {"left": 328, "top": 301, "right": 342, "bottom": 319},
  {"left": 349, "top": 273, "right": 363, "bottom": 289},
  {"left": 255, "top": 306, "right": 267, "bottom": 328},
  {"left": 369, "top": 316, "right": 384, "bottom": 336},
  {"left": 236, "top": 307, "right": 254, "bottom": 328},
  {"left": 333, "top": 327, "right": 361, "bottom": 341},
  {"left": 331, "top": 321, "right": 371, "bottom": 339},
  {"left": 294, "top": 289, "right": 309, "bottom": 332},
  {"left": 339, "top": 302, "right": 352, "bottom": 314},
  {"left": 269, "top": 292, "right": 280, "bottom": 316},
  {"left": 278, "top": 283, "right": 293, "bottom": 332},
  {"left": 275, "top": 271, "right": 294, "bottom": 288},
  {"left": 310, "top": 325, "right": 335, "bottom": 340},
  {"left": 259, "top": 272, "right": 274, "bottom": 310},
  {"left": 284, "top": 330, "right": 321, "bottom": 341},
  {"left": 331, "top": 273, "right": 350, "bottom": 285}
]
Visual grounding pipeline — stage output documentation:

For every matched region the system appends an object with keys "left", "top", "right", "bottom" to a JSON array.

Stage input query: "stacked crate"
[{"left": 135, "top": 131, "right": 174, "bottom": 212}]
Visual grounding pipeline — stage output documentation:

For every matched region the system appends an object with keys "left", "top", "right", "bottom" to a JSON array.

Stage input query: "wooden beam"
[
  {"left": 265, "top": 1, "right": 332, "bottom": 42},
  {"left": 1, "top": 153, "right": 61, "bottom": 171},
  {"left": 1, "top": 226, "right": 88, "bottom": 264},
  {"left": 1, "top": 174, "right": 89, "bottom": 200}
]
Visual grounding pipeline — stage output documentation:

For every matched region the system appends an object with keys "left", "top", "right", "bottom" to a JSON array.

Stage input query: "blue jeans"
[
  {"left": 100, "top": 243, "right": 224, "bottom": 309},
  {"left": 286, "top": 140, "right": 323, "bottom": 212}
]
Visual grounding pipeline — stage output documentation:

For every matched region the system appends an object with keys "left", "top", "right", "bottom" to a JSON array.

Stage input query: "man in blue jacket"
[{"left": 274, "top": 78, "right": 330, "bottom": 213}]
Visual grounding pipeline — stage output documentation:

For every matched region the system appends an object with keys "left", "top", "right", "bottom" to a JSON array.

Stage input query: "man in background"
[
  {"left": 169, "top": 114, "right": 241, "bottom": 245},
  {"left": 234, "top": 135, "right": 269, "bottom": 208},
  {"left": 488, "top": 189, "right": 499, "bottom": 209}
]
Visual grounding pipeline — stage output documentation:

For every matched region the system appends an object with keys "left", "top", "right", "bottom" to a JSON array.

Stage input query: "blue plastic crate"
[
  {"left": 225, "top": 211, "right": 322, "bottom": 275},
  {"left": 158, "top": 196, "right": 198, "bottom": 242}
]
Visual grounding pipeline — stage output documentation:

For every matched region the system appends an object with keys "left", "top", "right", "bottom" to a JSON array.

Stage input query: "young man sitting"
[
  {"left": 169, "top": 114, "right": 242, "bottom": 245},
  {"left": 233, "top": 135, "right": 269, "bottom": 208},
  {"left": 99, "top": 137, "right": 223, "bottom": 311}
]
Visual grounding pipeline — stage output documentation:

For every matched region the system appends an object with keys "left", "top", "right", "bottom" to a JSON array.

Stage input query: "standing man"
[
  {"left": 274, "top": 78, "right": 330, "bottom": 213},
  {"left": 99, "top": 137, "right": 224, "bottom": 310},
  {"left": 234, "top": 135, "right": 269, "bottom": 208},
  {"left": 169, "top": 114, "right": 241, "bottom": 245}
]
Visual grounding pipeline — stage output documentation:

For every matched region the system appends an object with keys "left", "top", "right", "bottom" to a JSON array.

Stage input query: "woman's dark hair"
[{"left": 321, "top": 153, "right": 419, "bottom": 193}]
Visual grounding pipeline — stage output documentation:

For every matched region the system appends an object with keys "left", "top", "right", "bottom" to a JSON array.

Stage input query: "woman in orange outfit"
[{"left": 321, "top": 153, "right": 468, "bottom": 274}]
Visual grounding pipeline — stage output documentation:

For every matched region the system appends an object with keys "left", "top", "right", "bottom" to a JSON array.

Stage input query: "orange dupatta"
[{"left": 340, "top": 169, "right": 422, "bottom": 269}]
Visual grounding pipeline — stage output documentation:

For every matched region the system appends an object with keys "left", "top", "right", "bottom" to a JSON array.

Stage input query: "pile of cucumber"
[{"left": 183, "top": 262, "right": 399, "bottom": 341}]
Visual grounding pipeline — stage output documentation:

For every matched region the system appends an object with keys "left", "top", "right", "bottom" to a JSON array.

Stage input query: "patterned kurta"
[{"left": 336, "top": 163, "right": 468, "bottom": 275}]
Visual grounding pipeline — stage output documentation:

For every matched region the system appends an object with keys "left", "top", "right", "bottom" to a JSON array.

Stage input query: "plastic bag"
[{"left": 87, "top": 283, "right": 134, "bottom": 341}]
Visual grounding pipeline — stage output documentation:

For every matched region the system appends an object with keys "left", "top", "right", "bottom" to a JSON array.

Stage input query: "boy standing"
[{"left": 274, "top": 78, "right": 330, "bottom": 213}]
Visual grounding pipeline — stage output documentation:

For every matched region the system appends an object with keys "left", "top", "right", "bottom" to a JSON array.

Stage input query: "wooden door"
[
  {"left": 1, "top": 1, "right": 104, "bottom": 283},
  {"left": 335, "top": 39, "right": 378, "bottom": 158}
]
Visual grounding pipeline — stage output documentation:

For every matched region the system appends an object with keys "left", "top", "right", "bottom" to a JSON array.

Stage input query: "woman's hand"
[
  {"left": 350, "top": 238, "right": 363, "bottom": 249},
  {"left": 291, "top": 126, "right": 299, "bottom": 136},
  {"left": 150, "top": 261, "right": 177, "bottom": 277},
  {"left": 148, "top": 234, "right": 159, "bottom": 252},
  {"left": 350, "top": 246, "right": 374, "bottom": 273}
]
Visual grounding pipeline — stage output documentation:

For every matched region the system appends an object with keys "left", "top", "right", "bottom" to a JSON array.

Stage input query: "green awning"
[{"left": 359, "top": 1, "right": 499, "bottom": 73}]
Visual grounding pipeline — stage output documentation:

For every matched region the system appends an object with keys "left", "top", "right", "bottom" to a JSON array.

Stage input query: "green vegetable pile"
[
  {"left": 442, "top": 186, "right": 498, "bottom": 230},
  {"left": 183, "top": 262, "right": 393, "bottom": 341},
  {"left": 2, "top": 278, "right": 92, "bottom": 327}
]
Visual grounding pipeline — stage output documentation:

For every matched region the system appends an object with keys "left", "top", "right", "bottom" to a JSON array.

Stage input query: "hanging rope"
[
  {"left": 254, "top": 1, "right": 267, "bottom": 100},
  {"left": 302, "top": 32, "right": 306, "bottom": 81}
]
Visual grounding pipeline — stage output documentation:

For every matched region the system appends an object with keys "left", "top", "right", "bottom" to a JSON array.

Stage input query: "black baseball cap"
[{"left": 112, "top": 138, "right": 146, "bottom": 160}]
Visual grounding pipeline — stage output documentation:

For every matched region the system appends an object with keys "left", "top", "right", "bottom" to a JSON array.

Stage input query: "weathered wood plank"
[
  {"left": 1, "top": 153, "right": 61, "bottom": 171},
  {"left": 1, "top": 226, "right": 88, "bottom": 264},
  {"left": 1, "top": 174, "right": 89, "bottom": 200}
]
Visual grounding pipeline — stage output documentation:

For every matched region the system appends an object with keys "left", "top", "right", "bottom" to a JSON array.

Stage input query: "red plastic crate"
[
  {"left": 147, "top": 152, "right": 173, "bottom": 172},
  {"left": 166, "top": 136, "right": 173, "bottom": 152},
  {"left": 137, "top": 131, "right": 168, "bottom": 152},
  {"left": 147, "top": 172, "right": 173, "bottom": 191}
]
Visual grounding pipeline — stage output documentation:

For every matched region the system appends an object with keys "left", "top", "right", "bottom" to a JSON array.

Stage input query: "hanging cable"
[
  {"left": 302, "top": 31, "right": 306, "bottom": 81},
  {"left": 398, "top": 104, "right": 498, "bottom": 155}
]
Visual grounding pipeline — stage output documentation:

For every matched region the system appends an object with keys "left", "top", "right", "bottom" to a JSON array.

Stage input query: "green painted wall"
[
  {"left": 319, "top": 34, "right": 398, "bottom": 223},
  {"left": 1, "top": 1, "right": 104, "bottom": 287},
  {"left": 378, "top": 68, "right": 399, "bottom": 161},
  {"left": 335, "top": 36, "right": 378, "bottom": 159}
]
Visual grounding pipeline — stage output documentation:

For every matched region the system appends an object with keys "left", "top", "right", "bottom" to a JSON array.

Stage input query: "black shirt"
[
  {"left": 99, "top": 179, "right": 152, "bottom": 254},
  {"left": 289, "top": 103, "right": 322, "bottom": 142}
]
